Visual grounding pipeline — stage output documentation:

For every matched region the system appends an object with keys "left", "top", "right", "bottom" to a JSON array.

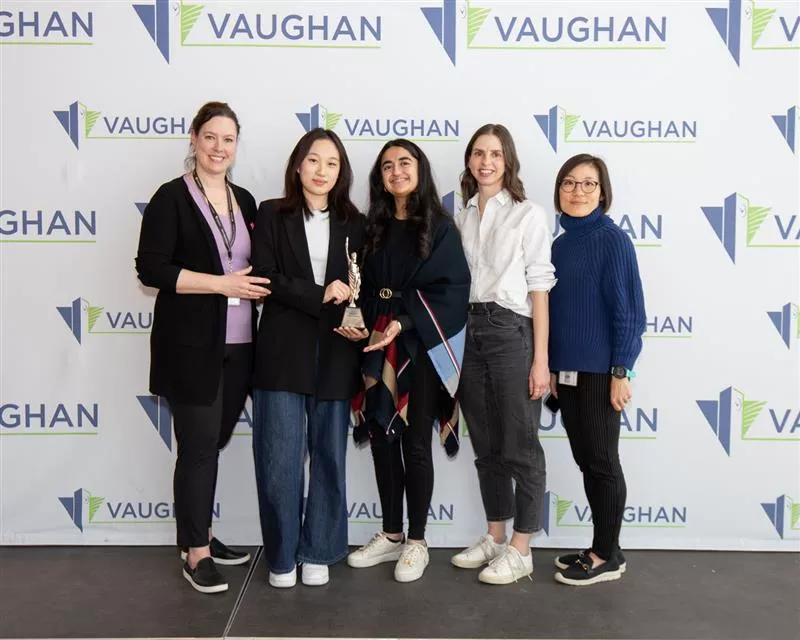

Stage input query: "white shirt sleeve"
[{"left": 522, "top": 204, "right": 557, "bottom": 292}]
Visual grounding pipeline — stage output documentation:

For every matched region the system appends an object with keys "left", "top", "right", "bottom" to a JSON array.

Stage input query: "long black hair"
[
  {"left": 278, "top": 128, "right": 359, "bottom": 223},
  {"left": 365, "top": 138, "right": 447, "bottom": 260}
]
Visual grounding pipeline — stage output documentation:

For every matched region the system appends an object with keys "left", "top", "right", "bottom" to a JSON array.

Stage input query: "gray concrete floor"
[{"left": 0, "top": 546, "right": 797, "bottom": 639}]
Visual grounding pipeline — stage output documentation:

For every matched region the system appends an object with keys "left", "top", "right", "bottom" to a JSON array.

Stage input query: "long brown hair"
[{"left": 460, "top": 124, "right": 525, "bottom": 207}]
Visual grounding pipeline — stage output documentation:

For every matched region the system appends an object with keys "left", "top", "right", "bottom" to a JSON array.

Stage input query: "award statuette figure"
[{"left": 341, "top": 237, "right": 366, "bottom": 329}]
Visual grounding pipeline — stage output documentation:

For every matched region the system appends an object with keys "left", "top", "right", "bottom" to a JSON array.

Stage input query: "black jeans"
[
  {"left": 458, "top": 304, "right": 546, "bottom": 534},
  {"left": 558, "top": 372, "right": 627, "bottom": 560},
  {"left": 369, "top": 352, "right": 439, "bottom": 541},
  {"left": 169, "top": 343, "right": 253, "bottom": 548}
]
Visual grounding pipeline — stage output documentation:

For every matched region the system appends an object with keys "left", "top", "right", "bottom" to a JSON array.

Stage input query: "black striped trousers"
[{"left": 557, "top": 372, "right": 627, "bottom": 560}]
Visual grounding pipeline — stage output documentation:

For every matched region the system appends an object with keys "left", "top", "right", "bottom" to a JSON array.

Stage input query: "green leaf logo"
[
  {"left": 745, "top": 203, "right": 771, "bottom": 244},
  {"left": 751, "top": 2, "right": 776, "bottom": 46},
  {"left": 556, "top": 498, "right": 573, "bottom": 525},
  {"left": 564, "top": 113, "right": 581, "bottom": 140},
  {"left": 180, "top": 3, "right": 205, "bottom": 44},
  {"left": 87, "top": 305, "right": 104, "bottom": 332},
  {"left": 467, "top": 6, "right": 491, "bottom": 45},
  {"left": 81, "top": 103, "right": 101, "bottom": 138},
  {"left": 326, "top": 112, "right": 342, "bottom": 130},
  {"left": 741, "top": 398, "right": 767, "bottom": 437},
  {"left": 87, "top": 494, "right": 105, "bottom": 522}
]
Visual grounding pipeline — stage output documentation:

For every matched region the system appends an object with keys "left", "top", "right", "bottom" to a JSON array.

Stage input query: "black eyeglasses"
[{"left": 559, "top": 179, "right": 599, "bottom": 194}]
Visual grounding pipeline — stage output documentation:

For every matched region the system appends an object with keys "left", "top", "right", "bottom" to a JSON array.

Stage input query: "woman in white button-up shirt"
[{"left": 451, "top": 124, "right": 556, "bottom": 585}]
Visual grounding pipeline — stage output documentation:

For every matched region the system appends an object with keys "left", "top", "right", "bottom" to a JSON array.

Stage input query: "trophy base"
[{"left": 341, "top": 306, "right": 366, "bottom": 330}]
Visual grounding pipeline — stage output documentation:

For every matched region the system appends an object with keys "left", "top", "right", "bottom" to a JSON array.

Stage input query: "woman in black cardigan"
[
  {"left": 250, "top": 128, "right": 364, "bottom": 588},
  {"left": 135, "top": 101, "right": 270, "bottom": 595}
]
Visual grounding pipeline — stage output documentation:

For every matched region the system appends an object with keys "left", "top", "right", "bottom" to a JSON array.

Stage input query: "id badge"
[
  {"left": 558, "top": 371, "right": 578, "bottom": 386},
  {"left": 227, "top": 297, "right": 241, "bottom": 307}
]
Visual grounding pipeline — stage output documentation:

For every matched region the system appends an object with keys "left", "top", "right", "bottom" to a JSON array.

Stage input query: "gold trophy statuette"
[{"left": 341, "top": 237, "right": 366, "bottom": 330}]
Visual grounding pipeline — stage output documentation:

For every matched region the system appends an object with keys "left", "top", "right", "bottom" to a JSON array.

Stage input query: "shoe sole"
[
  {"left": 182, "top": 569, "right": 228, "bottom": 594},
  {"left": 302, "top": 576, "right": 330, "bottom": 586},
  {"left": 347, "top": 551, "right": 403, "bottom": 568},
  {"left": 553, "top": 568, "right": 622, "bottom": 586},
  {"left": 451, "top": 555, "right": 491, "bottom": 569},
  {"left": 394, "top": 565, "right": 429, "bottom": 583},
  {"left": 478, "top": 569, "right": 533, "bottom": 585},
  {"left": 268, "top": 577, "right": 297, "bottom": 588},
  {"left": 554, "top": 558, "right": 627, "bottom": 573},
  {"left": 181, "top": 550, "right": 251, "bottom": 566}
]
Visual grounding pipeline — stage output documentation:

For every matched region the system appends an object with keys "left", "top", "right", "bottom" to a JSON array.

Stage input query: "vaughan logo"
[
  {"left": 542, "top": 491, "right": 687, "bottom": 535},
  {"left": 295, "top": 103, "right": 459, "bottom": 141},
  {"left": 767, "top": 302, "right": 799, "bottom": 349},
  {"left": 706, "top": 0, "right": 800, "bottom": 66},
  {"left": 57, "top": 297, "right": 152, "bottom": 344},
  {"left": 59, "top": 487, "right": 220, "bottom": 531},
  {"left": 138, "top": 394, "right": 253, "bottom": 451},
  {"left": 0, "top": 7, "right": 93, "bottom": 44},
  {"left": 135, "top": 203, "right": 148, "bottom": 216},
  {"left": 761, "top": 494, "right": 800, "bottom": 539},
  {"left": 644, "top": 315, "right": 693, "bottom": 339},
  {"left": 697, "top": 386, "right": 799, "bottom": 456},
  {"left": 535, "top": 105, "right": 696, "bottom": 153},
  {"left": 701, "top": 192, "right": 799, "bottom": 263},
  {"left": 421, "top": 0, "right": 459, "bottom": 64},
  {"left": 133, "top": 0, "right": 381, "bottom": 63},
  {"left": 0, "top": 208, "right": 97, "bottom": 243},
  {"left": 553, "top": 211, "right": 664, "bottom": 247},
  {"left": 0, "top": 403, "right": 99, "bottom": 434},
  {"left": 466, "top": 2, "right": 667, "bottom": 52},
  {"left": 772, "top": 105, "right": 798, "bottom": 153},
  {"left": 54, "top": 100, "right": 187, "bottom": 150},
  {"left": 441, "top": 191, "right": 463, "bottom": 216},
  {"left": 348, "top": 501, "right": 454, "bottom": 523},
  {"left": 540, "top": 406, "right": 658, "bottom": 440}
]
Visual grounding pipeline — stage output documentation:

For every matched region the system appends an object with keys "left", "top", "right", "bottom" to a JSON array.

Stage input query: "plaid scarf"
[{"left": 352, "top": 220, "right": 470, "bottom": 456}]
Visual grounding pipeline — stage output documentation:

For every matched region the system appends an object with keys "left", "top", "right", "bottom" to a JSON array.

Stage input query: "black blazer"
[
  {"left": 135, "top": 176, "right": 258, "bottom": 405},
  {"left": 251, "top": 199, "right": 365, "bottom": 400}
]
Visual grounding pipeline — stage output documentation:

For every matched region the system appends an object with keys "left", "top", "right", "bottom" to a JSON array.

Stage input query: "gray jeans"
[{"left": 458, "top": 303, "right": 546, "bottom": 534}]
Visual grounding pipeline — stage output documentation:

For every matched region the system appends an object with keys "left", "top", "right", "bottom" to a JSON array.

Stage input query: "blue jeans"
[{"left": 252, "top": 389, "right": 350, "bottom": 574}]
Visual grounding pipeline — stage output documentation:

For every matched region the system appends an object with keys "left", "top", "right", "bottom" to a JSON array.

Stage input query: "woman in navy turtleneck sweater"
[{"left": 548, "top": 154, "right": 646, "bottom": 587}]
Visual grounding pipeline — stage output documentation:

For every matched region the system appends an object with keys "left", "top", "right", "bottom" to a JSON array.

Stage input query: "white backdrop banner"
[{"left": 1, "top": 1, "right": 798, "bottom": 551}]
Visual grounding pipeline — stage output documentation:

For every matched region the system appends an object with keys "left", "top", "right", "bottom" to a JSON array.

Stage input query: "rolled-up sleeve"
[
  {"left": 523, "top": 206, "right": 557, "bottom": 292},
  {"left": 135, "top": 184, "right": 181, "bottom": 292}
]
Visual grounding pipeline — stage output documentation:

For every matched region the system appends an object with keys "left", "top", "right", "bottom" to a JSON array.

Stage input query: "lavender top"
[{"left": 184, "top": 175, "right": 252, "bottom": 344}]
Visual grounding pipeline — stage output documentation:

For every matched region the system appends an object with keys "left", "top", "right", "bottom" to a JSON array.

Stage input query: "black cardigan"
[
  {"left": 135, "top": 176, "right": 258, "bottom": 405},
  {"left": 250, "top": 199, "right": 365, "bottom": 400}
]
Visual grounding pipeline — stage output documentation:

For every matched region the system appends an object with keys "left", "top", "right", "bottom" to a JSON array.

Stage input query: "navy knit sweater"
[{"left": 549, "top": 207, "right": 646, "bottom": 373}]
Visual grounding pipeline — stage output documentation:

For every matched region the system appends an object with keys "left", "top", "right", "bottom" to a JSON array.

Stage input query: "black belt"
[
  {"left": 368, "top": 288, "right": 403, "bottom": 300},
  {"left": 468, "top": 301, "right": 504, "bottom": 313}
]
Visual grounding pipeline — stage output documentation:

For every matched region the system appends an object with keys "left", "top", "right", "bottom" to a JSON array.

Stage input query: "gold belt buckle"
[{"left": 379, "top": 288, "right": 392, "bottom": 299}]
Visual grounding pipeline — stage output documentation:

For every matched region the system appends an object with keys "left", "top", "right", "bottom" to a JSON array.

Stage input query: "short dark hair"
[
  {"left": 279, "top": 127, "right": 359, "bottom": 223},
  {"left": 553, "top": 153, "right": 613, "bottom": 214},
  {"left": 460, "top": 124, "right": 525, "bottom": 206}
]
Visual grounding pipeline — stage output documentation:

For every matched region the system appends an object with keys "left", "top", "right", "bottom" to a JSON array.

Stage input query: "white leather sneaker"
[
  {"left": 393, "top": 540, "right": 430, "bottom": 583},
  {"left": 478, "top": 545, "right": 533, "bottom": 585},
  {"left": 347, "top": 532, "right": 404, "bottom": 568},
  {"left": 451, "top": 534, "right": 507, "bottom": 569},
  {"left": 301, "top": 563, "right": 329, "bottom": 586},
  {"left": 268, "top": 567, "right": 297, "bottom": 588}
]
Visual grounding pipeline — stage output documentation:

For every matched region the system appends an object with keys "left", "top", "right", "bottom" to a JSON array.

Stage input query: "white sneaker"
[
  {"left": 347, "top": 532, "right": 404, "bottom": 568},
  {"left": 301, "top": 563, "right": 329, "bottom": 586},
  {"left": 268, "top": 568, "right": 297, "bottom": 588},
  {"left": 451, "top": 534, "right": 507, "bottom": 569},
  {"left": 394, "top": 540, "right": 430, "bottom": 583},
  {"left": 478, "top": 545, "right": 533, "bottom": 585}
]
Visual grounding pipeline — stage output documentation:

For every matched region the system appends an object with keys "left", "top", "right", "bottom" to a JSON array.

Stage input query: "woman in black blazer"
[
  {"left": 135, "top": 102, "right": 270, "bottom": 595},
  {"left": 250, "top": 128, "right": 364, "bottom": 588}
]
